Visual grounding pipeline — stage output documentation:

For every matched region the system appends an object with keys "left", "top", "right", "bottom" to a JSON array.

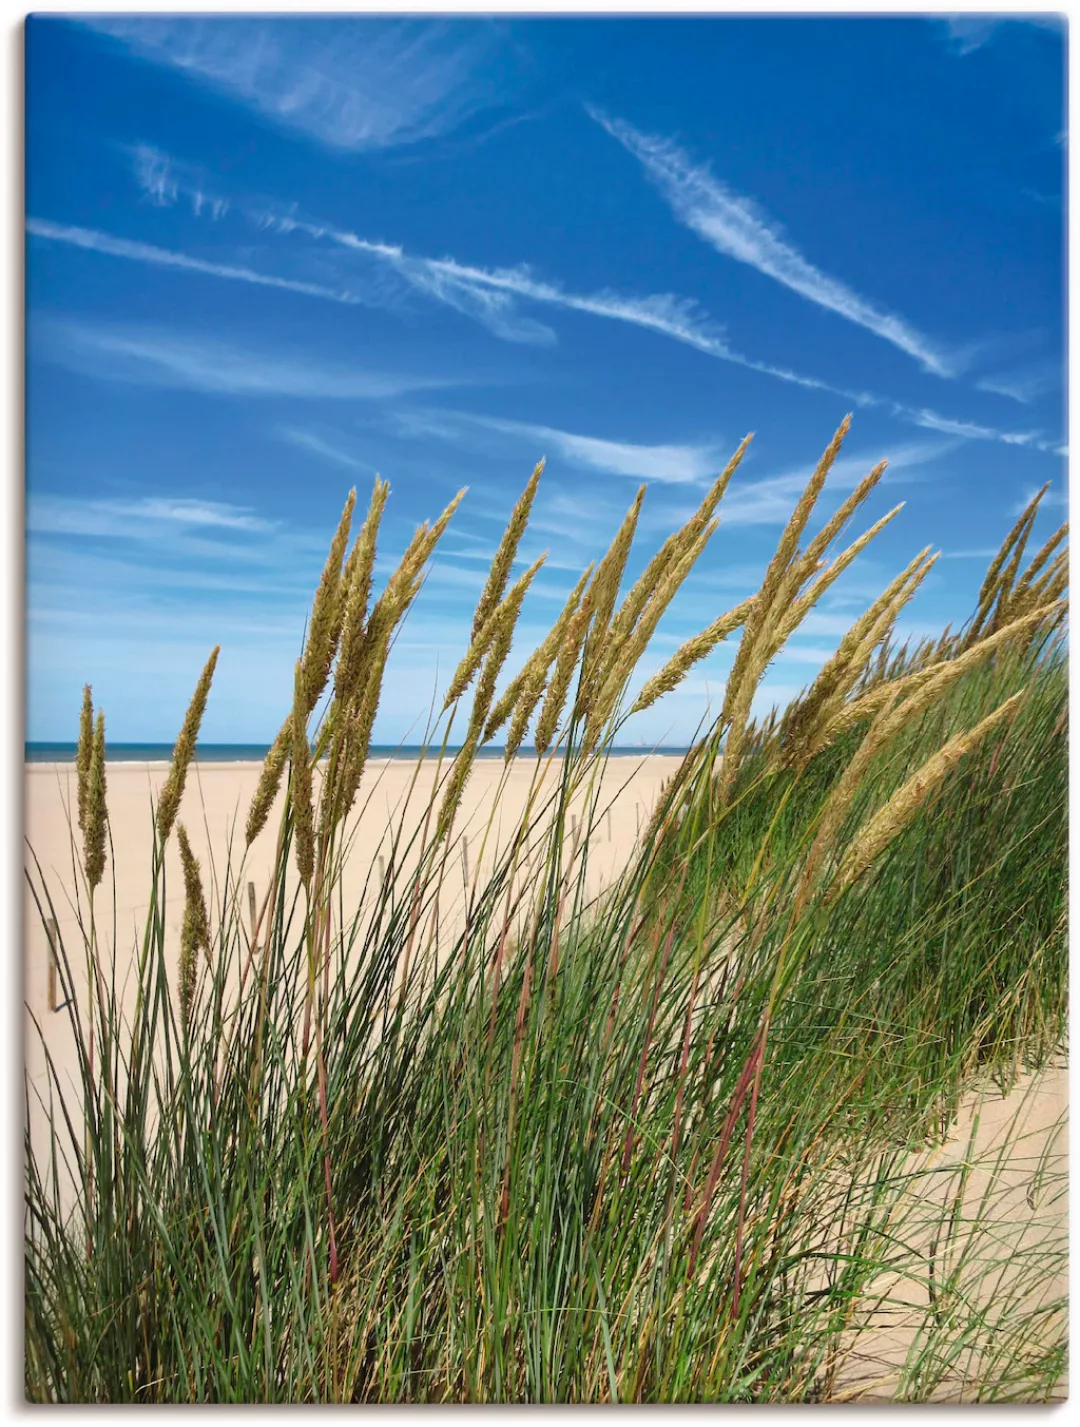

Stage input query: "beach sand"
[
  {"left": 24, "top": 753, "right": 683, "bottom": 1140},
  {"left": 23, "top": 754, "right": 1066, "bottom": 1401}
]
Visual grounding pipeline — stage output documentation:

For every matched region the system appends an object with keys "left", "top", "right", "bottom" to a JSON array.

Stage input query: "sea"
[{"left": 26, "top": 743, "right": 692, "bottom": 765}]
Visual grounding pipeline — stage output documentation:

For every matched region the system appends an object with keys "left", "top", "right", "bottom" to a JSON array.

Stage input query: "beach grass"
[{"left": 24, "top": 421, "right": 1067, "bottom": 1402}]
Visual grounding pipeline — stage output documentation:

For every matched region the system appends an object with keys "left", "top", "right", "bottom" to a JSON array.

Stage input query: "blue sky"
[{"left": 25, "top": 13, "right": 1066, "bottom": 745}]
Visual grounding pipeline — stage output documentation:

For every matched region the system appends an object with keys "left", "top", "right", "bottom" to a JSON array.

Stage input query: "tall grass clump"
[{"left": 25, "top": 421, "right": 1066, "bottom": 1402}]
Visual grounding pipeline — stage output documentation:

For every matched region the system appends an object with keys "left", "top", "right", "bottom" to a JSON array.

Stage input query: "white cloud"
[
  {"left": 591, "top": 108, "right": 955, "bottom": 376},
  {"left": 974, "top": 361, "right": 1061, "bottom": 405},
  {"left": 940, "top": 16, "right": 1064, "bottom": 57},
  {"left": 28, "top": 493, "right": 275, "bottom": 539},
  {"left": 33, "top": 179, "right": 1066, "bottom": 456},
  {"left": 906, "top": 406, "right": 1064, "bottom": 453},
  {"left": 89, "top": 16, "right": 506, "bottom": 152},
  {"left": 278, "top": 428, "right": 375, "bottom": 472},
  {"left": 27, "top": 217, "right": 365, "bottom": 306},
  {"left": 132, "top": 144, "right": 229, "bottom": 218},
  {"left": 34, "top": 320, "right": 454, "bottom": 401},
  {"left": 411, "top": 409, "right": 727, "bottom": 485}
]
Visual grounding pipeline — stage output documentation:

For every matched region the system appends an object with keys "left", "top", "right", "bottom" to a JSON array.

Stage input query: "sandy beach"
[{"left": 24, "top": 752, "right": 684, "bottom": 1117}]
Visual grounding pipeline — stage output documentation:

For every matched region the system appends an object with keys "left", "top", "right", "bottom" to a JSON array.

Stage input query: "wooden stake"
[
  {"left": 247, "top": 881, "right": 257, "bottom": 944},
  {"left": 462, "top": 837, "right": 470, "bottom": 886}
]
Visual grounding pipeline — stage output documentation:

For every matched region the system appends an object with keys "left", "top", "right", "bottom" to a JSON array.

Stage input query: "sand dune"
[{"left": 23, "top": 754, "right": 1066, "bottom": 1401}]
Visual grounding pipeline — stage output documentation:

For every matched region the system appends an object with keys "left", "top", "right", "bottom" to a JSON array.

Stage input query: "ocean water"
[{"left": 26, "top": 742, "right": 691, "bottom": 765}]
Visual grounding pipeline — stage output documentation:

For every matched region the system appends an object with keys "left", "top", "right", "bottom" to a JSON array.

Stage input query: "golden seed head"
[
  {"left": 826, "top": 690, "right": 1026, "bottom": 904},
  {"left": 609, "top": 435, "right": 751, "bottom": 649},
  {"left": 631, "top": 594, "right": 755, "bottom": 715},
  {"left": 156, "top": 646, "right": 220, "bottom": 843},
  {"left": 977, "top": 485, "right": 1048, "bottom": 610},
  {"left": 177, "top": 821, "right": 211, "bottom": 1028},
  {"left": 299, "top": 489, "right": 356, "bottom": 713},
  {"left": 486, "top": 562, "right": 594, "bottom": 752},
  {"left": 245, "top": 721, "right": 290, "bottom": 846},
  {"left": 471, "top": 460, "right": 543, "bottom": 643},
  {"left": 435, "top": 730, "right": 479, "bottom": 844},
  {"left": 535, "top": 593, "right": 594, "bottom": 755},
  {"left": 467, "top": 556, "right": 545, "bottom": 741},
  {"left": 76, "top": 684, "right": 94, "bottom": 835},
  {"left": 83, "top": 710, "right": 108, "bottom": 892},
  {"left": 333, "top": 477, "right": 389, "bottom": 709},
  {"left": 796, "top": 460, "right": 888, "bottom": 582},
  {"left": 290, "top": 662, "right": 315, "bottom": 886}
]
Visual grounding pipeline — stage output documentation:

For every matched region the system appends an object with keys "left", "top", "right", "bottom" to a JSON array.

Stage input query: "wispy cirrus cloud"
[
  {"left": 939, "top": 15, "right": 1064, "bottom": 57},
  {"left": 398, "top": 407, "right": 729, "bottom": 485},
  {"left": 974, "top": 360, "right": 1061, "bottom": 405},
  {"left": 277, "top": 428, "right": 375, "bottom": 472},
  {"left": 33, "top": 319, "right": 456, "bottom": 401},
  {"left": 590, "top": 108, "right": 956, "bottom": 377},
  {"left": 908, "top": 406, "right": 1064, "bottom": 453},
  {"left": 27, "top": 217, "right": 367, "bottom": 306},
  {"left": 33, "top": 156, "right": 1067, "bottom": 458},
  {"left": 132, "top": 143, "right": 229, "bottom": 218},
  {"left": 87, "top": 16, "right": 512, "bottom": 152},
  {"left": 28, "top": 493, "right": 276, "bottom": 540}
]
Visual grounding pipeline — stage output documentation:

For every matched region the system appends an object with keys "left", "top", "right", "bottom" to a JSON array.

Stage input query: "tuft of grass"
[{"left": 24, "top": 426, "right": 1067, "bottom": 1403}]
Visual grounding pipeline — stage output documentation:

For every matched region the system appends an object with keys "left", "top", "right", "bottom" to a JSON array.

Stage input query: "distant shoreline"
[{"left": 26, "top": 742, "right": 694, "bottom": 766}]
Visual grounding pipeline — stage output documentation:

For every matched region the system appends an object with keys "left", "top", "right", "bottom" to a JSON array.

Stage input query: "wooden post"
[
  {"left": 462, "top": 837, "right": 470, "bottom": 886},
  {"left": 635, "top": 803, "right": 641, "bottom": 834},
  {"left": 46, "top": 918, "right": 58, "bottom": 1012},
  {"left": 378, "top": 854, "right": 386, "bottom": 884},
  {"left": 247, "top": 881, "right": 257, "bottom": 943}
]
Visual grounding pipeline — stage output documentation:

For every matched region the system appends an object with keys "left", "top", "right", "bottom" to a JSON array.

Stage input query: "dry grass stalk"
[
  {"left": 303, "top": 490, "right": 356, "bottom": 704},
  {"left": 245, "top": 722, "right": 290, "bottom": 847},
  {"left": 977, "top": 484, "right": 1048, "bottom": 610},
  {"left": 434, "top": 557, "right": 546, "bottom": 837},
  {"left": 779, "top": 549, "right": 937, "bottom": 766},
  {"left": 290, "top": 661, "right": 315, "bottom": 886},
  {"left": 1013, "top": 521, "right": 1068, "bottom": 602},
  {"left": 961, "top": 486, "right": 1049, "bottom": 649},
  {"left": 333, "top": 478, "right": 389, "bottom": 709},
  {"left": 584, "top": 521, "right": 720, "bottom": 746},
  {"left": 441, "top": 551, "right": 545, "bottom": 717},
  {"left": 577, "top": 486, "right": 647, "bottom": 706},
  {"left": 156, "top": 646, "right": 220, "bottom": 844},
  {"left": 795, "top": 460, "right": 888, "bottom": 580},
  {"left": 177, "top": 822, "right": 211, "bottom": 1030},
  {"left": 83, "top": 710, "right": 108, "bottom": 892},
  {"left": 76, "top": 684, "right": 93, "bottom": 835},
  {"left": 436, "top": 551, "right": 541, "bottom": 837},
  {"left": 794, "top": 604, "right": 1058, "bottom": 913},
  {"left": 717, "top": 418, "right": 854, "bottom": 798},
  {"left": 631, "top": 598, "right": 755, "bottom": 716},
  {"left": 535, "top": 594, "right": 595, "bottom": 756},
  {"left": 777, "top": 503, "right": 905, "bottom": 642},
  {"left": 471, "top": 461, "right": 543, "bottom": 642},
  {"left": 826, "top": 600, "right": 1061, "bottom": 745},
  {"left": 469, "top": 558, "right": 545, "bottom": 735},
  {"left": 824, "top": 690, "right": 1026, "bottom": 905},
  {"left": 608, "top": 434, "right": 752, "bottom": 648},
  {"left": 485, "top": 564, "right": 594, "bottom": 752}
]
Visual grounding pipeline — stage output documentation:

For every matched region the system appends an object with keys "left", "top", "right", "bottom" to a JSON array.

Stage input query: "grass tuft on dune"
[{"left": 24, "top": 423, "right": 1066, "bottom": 1402}]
